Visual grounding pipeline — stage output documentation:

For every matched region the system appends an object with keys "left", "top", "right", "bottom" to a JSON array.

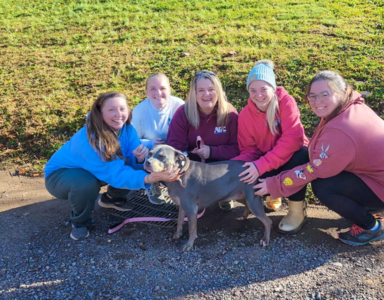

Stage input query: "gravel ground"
[{"left": 0, "top": 172, "right": 383, "bottom": 299}]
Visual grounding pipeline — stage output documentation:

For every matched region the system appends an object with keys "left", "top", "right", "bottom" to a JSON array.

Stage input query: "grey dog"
[{"left": 144, "top": 145, "right": 272, "bottom": 252}]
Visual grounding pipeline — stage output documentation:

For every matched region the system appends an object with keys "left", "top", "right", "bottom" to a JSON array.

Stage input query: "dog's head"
[{"left": 144, "top": 145, "right": 188, "bottom": 173}]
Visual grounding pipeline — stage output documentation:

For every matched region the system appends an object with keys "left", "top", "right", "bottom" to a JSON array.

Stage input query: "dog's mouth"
[
  {"left": 144, "top": 160, "right": 166, "bottom": 173},
  {"left": 143, "top": 159, "right": 152, "bottom": 172}
]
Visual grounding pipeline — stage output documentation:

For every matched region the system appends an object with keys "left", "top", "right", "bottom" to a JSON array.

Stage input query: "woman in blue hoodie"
[{"left": 44, "top": 91, "right": 178, "bottom": 240}]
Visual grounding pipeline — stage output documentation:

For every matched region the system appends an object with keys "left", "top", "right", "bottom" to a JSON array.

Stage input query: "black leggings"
[
  {"left": 261, "top": 146, "right": 309, "bottom": 201},
  {"left": 312, "top": 171, "right": 384, "bottom": 229}
]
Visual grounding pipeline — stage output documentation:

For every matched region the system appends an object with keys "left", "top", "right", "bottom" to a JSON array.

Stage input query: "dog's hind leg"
[
  {"left": 235, "top": 199, "right": 251, "bottom": 221},
  {"left": 246, "top": 194, "right": 272, "bottom": 247},
  {"left": 173, "top": 206, "right": 185, "bottom": 240}
]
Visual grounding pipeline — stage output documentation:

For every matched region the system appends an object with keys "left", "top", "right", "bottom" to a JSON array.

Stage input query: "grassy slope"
[{"left": 0, "top": 0, "right": 383, "bottom": 172}]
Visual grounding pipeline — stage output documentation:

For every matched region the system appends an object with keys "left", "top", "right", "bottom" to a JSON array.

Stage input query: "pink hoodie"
[
  {"left": 233, "top": 87, "right": 309, "bottom": 176},
  {"left": 267, "top": 93, "right": 384, "bottom": 203}
]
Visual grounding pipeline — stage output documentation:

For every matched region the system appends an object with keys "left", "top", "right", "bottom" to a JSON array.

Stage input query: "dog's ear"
[{"left": 175, "top": 150, "right": 188, "bottom": 169}]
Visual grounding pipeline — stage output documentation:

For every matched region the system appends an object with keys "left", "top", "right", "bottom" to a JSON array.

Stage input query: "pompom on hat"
[{"left": 246, "top": 59, "right": 276, "bottom": 91}]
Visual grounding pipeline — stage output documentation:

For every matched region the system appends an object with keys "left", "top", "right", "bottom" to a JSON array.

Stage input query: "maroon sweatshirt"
[{"left": 167, "top": 104, "right": 239, "bottom": 162}]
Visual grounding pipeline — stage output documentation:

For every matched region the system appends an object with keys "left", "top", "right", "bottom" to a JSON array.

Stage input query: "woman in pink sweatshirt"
[
  {"left": 235, "top": 60, "right": 309, "bottom": 234},
  {"left": 255, "top": 71, "right": 384, "bottom": 246}
]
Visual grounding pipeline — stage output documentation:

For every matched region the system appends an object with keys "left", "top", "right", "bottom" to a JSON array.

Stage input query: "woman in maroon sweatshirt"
[
  {"left": 255, "top": 71, "right": 384, "bottom": 246},
  {"left": 167, "top": 70, "right": 239, "bottom": 210}
]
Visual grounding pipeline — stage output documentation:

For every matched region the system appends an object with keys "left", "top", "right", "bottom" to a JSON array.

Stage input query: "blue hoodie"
[{"left": 44, "top": 124, "right": 150, "bottom": 190}]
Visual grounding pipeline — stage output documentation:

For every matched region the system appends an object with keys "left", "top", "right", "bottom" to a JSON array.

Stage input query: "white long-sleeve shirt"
[{"left": 131, "top": 96, "right": 184, "bottom": 149}]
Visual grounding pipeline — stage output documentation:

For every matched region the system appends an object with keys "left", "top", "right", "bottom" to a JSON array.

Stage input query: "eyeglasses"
[
  {"left": 306, "top": 91, "right": 334, "bottom": 103},
  {"left": 194, "top": 70, "right": 216, "bottom": 76}
]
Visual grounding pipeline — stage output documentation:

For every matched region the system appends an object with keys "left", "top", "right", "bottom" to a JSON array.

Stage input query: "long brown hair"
[
  {"left": 306, "top": 71, "right": 354, "bottom": 122},
  {"left": 185, "top": 71, "right": 231, "bottom": 129},
  {"left": 86, "top": 91, "right": 132, "bottom": 162}
]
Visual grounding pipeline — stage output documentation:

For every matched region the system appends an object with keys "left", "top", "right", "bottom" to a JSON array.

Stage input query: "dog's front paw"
[
  {"left": 181, "top": 241, "right": 194, "bottom": 252},
  {"left": 259, "top": 239, "right": 269, "bottom": 247},
  {"left": 173, "top": 231, "right": 182, "bottom": 240}
]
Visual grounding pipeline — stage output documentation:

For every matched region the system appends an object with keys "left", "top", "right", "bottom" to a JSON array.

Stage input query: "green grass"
[{"left": 0, "top": 0, "right": 383, "bottom": 172}]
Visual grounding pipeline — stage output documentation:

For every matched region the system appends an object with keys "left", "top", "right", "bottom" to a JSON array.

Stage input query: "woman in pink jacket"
[
  {"left": 255, "top": 71, "right": 384, "bottom": 246},
  {"left": 235, "top": 59, "right": 309, "bottom": 234}
]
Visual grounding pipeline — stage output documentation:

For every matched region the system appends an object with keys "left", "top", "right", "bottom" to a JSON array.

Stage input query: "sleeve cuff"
[
  {"left": 266, "top": 177, "right": 283, "bottom": 199},
  {"left": 208, "top": 146, "right": 213, "bottom": 159},
  {"left": 254, "top": 160, "right": 264, "bottom": 177}
]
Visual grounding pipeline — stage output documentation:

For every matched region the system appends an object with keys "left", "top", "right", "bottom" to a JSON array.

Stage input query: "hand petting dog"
[
  {"left": 144, "top": 165, "right": 180, "bottom": 184},
  {"left": 239, "top": 162, "right": 259, "bottom": 184},
  {"left": 253, "top": 178, "right": 269, "bottom": 196}
]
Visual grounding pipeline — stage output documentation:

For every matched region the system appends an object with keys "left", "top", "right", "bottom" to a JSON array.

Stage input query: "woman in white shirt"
[
  {"left": 132, "top": 73, "right": 184, "bottom": 149},
  {"left": 132, "top": 73, "right": 184, "bottom": 204}
]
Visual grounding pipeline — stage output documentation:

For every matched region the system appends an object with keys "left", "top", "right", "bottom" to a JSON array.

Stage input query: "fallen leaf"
[{"left": 17, "top": 169, "right": 26, "bottom": 175}]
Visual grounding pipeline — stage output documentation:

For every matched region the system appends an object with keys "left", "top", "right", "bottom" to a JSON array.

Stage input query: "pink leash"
[
  {"left": 108, "top": 209, "right": 206, "bottom": 234},
  {"left": 196, "top": 136, "right": 205, "bottom": 163}
]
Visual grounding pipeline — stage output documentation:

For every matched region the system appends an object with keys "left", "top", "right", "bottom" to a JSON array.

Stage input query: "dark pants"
[
  {"left": 45, "top": 168, "right": 130, "bottom": 224},
  {"left": 312, "top": 171, "right": 384, "bottom": 229},
  {"left": 261, "top": 146, "right": 309, "bottom": 201}
]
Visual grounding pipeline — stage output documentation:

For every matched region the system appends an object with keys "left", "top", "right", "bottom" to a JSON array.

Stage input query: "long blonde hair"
[
  {"left": 86, "top": 91, "right": 132, "bottom": 162},
  {"left": 184, "top": 71, "right": 231, "bottom": 128}
]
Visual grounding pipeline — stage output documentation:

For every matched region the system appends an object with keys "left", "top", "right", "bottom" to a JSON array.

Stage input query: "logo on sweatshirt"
[
  {"left": 283, "top": 177, "right": 293, "bottom": 186},
  {"left": 306, "top": 164, "right": 314, "bottom": 173},
  {"left": 320, "top": 143, "right": 330, "bottom": 159},
  {"left": 313, "top": 159, "right": 322, "bottom": 167},
  {"left": 214, "top": 126, "right": 227, "bottom": 134},
  {"left": 294, "top": 169, "right": 306, "bottom": 180}
]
